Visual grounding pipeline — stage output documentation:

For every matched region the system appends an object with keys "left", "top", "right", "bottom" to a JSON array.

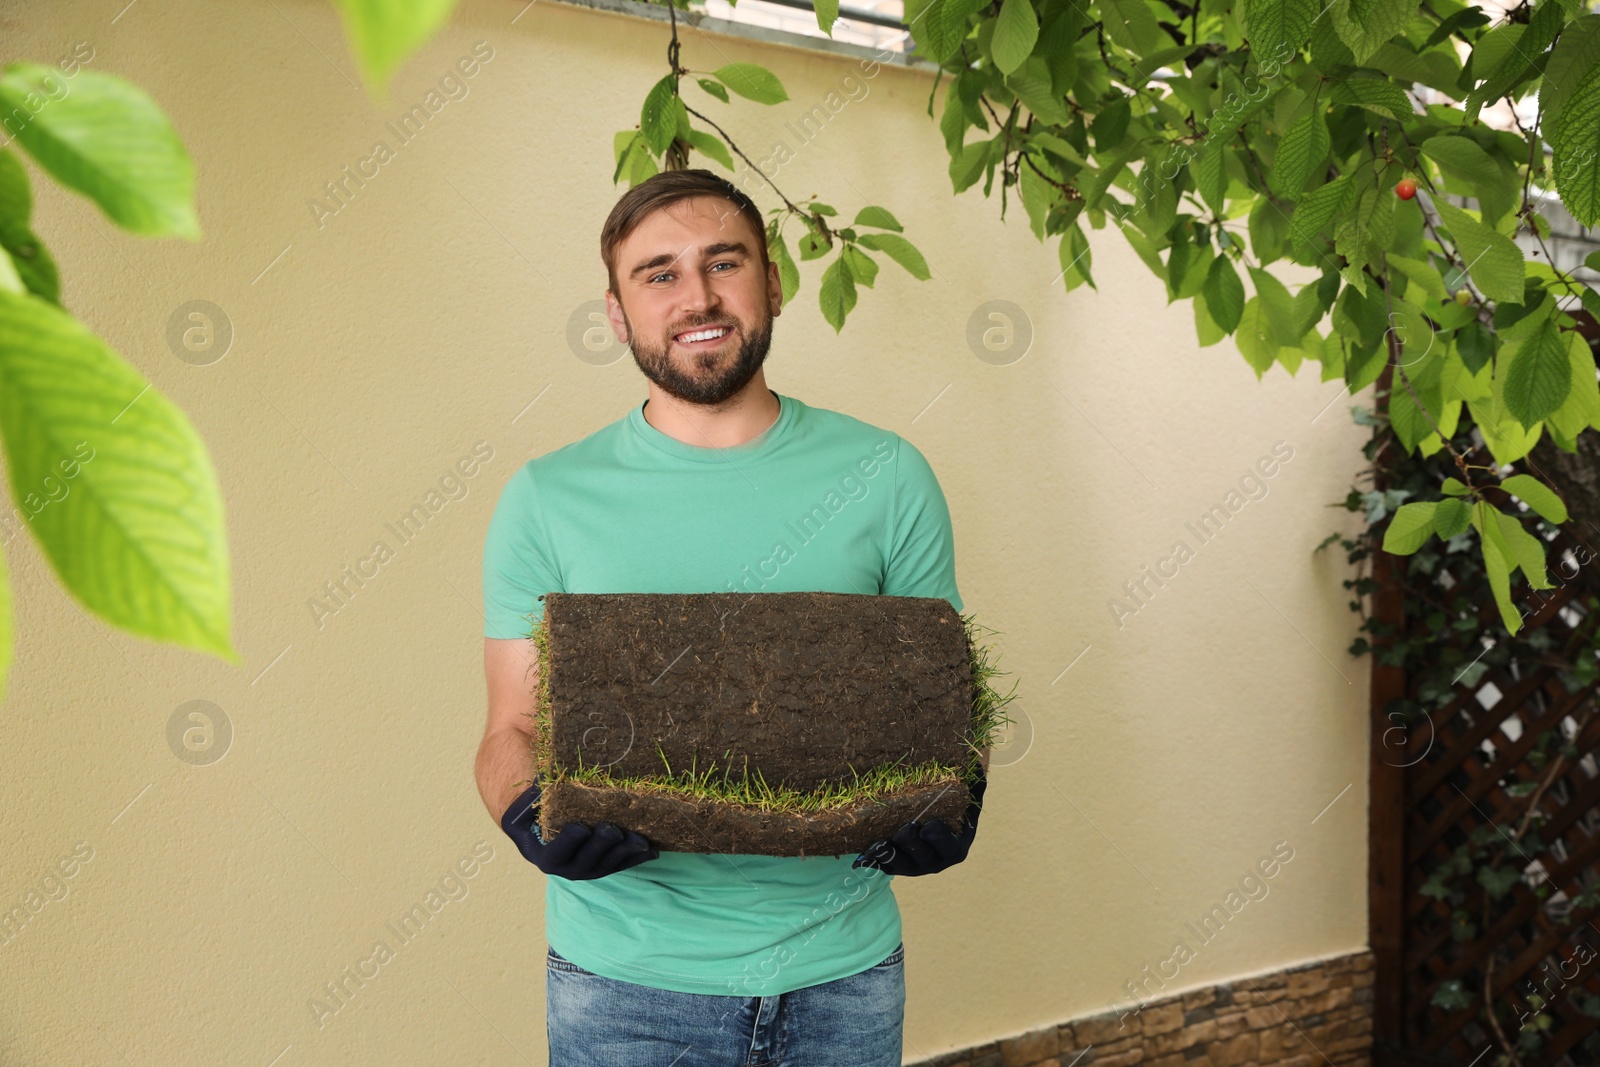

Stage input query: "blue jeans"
[{"left": 545, "top": 942, "right": 906, "bottom": 1066}]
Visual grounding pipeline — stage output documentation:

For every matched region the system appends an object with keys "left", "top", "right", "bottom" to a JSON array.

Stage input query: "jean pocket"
[
  {"left": 871, "top": 942, "right": 904, "bottom": 970},
  {"left": 545, "top": 945, "right": 595, "bottom": 976}
]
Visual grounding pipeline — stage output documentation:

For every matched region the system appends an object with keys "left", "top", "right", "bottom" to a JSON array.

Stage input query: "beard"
[{"left": 623, "top": 303, "right": 774, "bottom": 407}]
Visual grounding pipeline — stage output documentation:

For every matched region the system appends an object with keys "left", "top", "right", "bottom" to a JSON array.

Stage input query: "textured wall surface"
[{"left": 0, "top": 0, "right": 1373, "bottom": 1062}]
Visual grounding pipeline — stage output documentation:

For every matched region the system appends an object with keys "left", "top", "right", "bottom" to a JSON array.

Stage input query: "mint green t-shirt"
[{"left": 480, "top": 389, "right": 963, "bottom": 996}]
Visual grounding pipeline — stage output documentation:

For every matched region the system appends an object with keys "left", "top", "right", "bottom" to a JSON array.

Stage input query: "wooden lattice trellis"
[{"left": 1372, "top": 475, "right": 1600, "bottom": 1067}]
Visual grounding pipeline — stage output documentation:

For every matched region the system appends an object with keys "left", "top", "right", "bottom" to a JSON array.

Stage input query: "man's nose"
[{"left": 678, "top": 263, "right": 719, "bottom": 313}]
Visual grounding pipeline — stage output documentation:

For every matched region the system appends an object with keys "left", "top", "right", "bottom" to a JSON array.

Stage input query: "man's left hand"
[{"left": 852, "top": 768, "right": 987, "bottom": 877}]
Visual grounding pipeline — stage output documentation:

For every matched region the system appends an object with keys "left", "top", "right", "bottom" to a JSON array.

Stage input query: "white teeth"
[{"left": 678, "top": 327, "right": 730, "bottom": 343}]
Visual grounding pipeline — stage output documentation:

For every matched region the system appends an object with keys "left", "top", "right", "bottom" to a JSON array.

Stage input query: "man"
[{"left": 476, "top": 169, "right": 989, "bottom": 1067}]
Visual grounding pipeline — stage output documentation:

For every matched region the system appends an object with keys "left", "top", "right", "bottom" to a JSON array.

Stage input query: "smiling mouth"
[{"left": 674, "top": 324, "right": 734, "bottom": 348}]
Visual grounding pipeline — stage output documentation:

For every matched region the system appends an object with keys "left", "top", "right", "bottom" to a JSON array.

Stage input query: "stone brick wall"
[{"left": 910, "top": 949, "right": 1373, "bottom": 1067}]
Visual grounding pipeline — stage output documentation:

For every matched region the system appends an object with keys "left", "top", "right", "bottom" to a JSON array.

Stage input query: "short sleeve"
[
  {"left": 481, "top": 463, "right": 563, "bottom": 639},
  {"left": 881, "top": 434, "right": 962, "bottom": 612}
]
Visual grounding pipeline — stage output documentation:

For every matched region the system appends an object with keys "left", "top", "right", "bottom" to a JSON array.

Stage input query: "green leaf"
[
  {"left": 1244, "top": 0, "right": 1319, "bottom": 71},
  {"left": 710, "top": 64, "right": 788, "bottom": 105},
  {"left": 1329, "top": 0, "right": 1421, "bottom": 65},
  {"left": 1272, "top": 109, "right": 1329, "bottom": 200},
  {"left": 950, "top": 138, "right": 994, "bottom": 194},
  {"left": 1005, "top": 55, "right": 1069, "bottom": 124},
  {"left": 1502, "top": 319, "right": 1572, "bottom": 428},
  {"left": 1329, "top": 76, "right": 1417, "bottom": 120},
  {"left": 923, "top": 0, "right": 989, "bottom": 64},
  {"left": 814, "top": 0, "right": 840, "bottom": 34},
  {"left": 0, "top": 150, "right": 59, "bottom": 304},
  {"left": 1501, "top": 473, "right": 1569, "bottom": 523},
  {"left": 1101, "top": 0, "right": 1166, "bottom": 54},
  {"left": 1433, "top": 497, "right": 1472, "bottom": 539},
  {"left": 767, "top": 224, "right": 800, "bottom": 305},
  {"left": 1542, "top": 15, "right": 1600, "bottom": 144},
  {"left": 1057, "top": 220, "right": 1094, "bottom": 291},
  {"left": 992, "top": 0, "right": 1040, "bottom": 74},
  {"left": 798, "top": 227, "right": 831, "bottom": 261},
  {"left": 1249, "top": 266, "right": 1301, "bottom": 345},
  {"left": 640, "top": 75, "right": 678, "bottom": 156},
  {"left": 1551, "top": 61, "right": 1600, "bottom": 227},
  {"left": 1194, "top": 137, "right": 1227, "bottom": 217},
  {"left": 853, "top": 206, "right": 904, "bottom": 232},
  {"left": 1493, "top": 506, "right": 1553, "bottom": 588},
  {"left": 1433, "top": 200, "right": 1525, "bottom": 303},
  {"left": 1204, "top": 255, "right": 1245, "bottom": 332},
  {"left": 1235, "top": 297, "right": 1279, "bottom": 377},
  {"left": 328, "top": 0, "right": 460, "bottom": 91},
  {"left": 0, "top": 289, "right": 235, "bottom": 659},
  {"left": 0, "top": 65, "right": 199, "bottom": 239},
  {"left": 842, "top": 244, "right": 879, "bottom": 288},
  {"left": 856, "top": 232, "right": 932, "bottom": 280},
  {"left": 818, "top": 255, "right": 857, "bottom": 332},
  {"left": 1474, "top": 501, "right": 1524, "bottom": 633},
  {"left": 1383, "top": 501, "right": 1438, "bottom": 554},
  {"left": 1289, "top": 174, "right": 1355, "bottom": 254},
  {"left": 1465, "top": 0, "right": 1565, "bottom": 118},
  {"left": 697, "top": 77, "right": 730, "bottom": 103},
  {"left": 683, "top": 129, "right": 734, "bottom": 171}
]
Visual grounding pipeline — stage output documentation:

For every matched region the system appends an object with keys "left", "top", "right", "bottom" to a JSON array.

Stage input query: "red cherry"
[{"left": 1396, "top": 178, "right": 1417, "bottom": 200}]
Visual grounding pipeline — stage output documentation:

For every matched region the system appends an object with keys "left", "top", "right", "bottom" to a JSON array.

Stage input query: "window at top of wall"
[{"left": 697, "top": 0, "right": 915, "bottom": 56}]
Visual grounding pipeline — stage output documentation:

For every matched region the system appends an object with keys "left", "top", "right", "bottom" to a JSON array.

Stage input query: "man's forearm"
[{"left": 476, "top": 726, "right": 538, "bottom": 822}]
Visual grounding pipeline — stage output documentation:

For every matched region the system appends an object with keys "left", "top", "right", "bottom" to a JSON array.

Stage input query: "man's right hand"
[{"left": 499, "top": 779, "right": 661, "bottom": 880}]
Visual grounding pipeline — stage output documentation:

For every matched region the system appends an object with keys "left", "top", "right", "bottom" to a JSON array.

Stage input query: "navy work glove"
[
  {"left": 852, "top": 767, "right": 987, "bottom": 876},
  {"left": 500, "top": 779, "right": 661, "bottom": 881}
]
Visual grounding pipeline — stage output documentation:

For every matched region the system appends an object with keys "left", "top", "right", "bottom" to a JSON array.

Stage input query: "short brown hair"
[{"left": 601, "top": 169, "right": 770, "bottom": 297}]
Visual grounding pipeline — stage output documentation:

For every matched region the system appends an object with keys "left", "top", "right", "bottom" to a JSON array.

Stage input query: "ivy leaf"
[
  {"left": 992, "top": 0, "right": 1040, "bottom": 75},
  {"left": 1501, "top": 318, "right": 1572, "bottom": 429},
  {"left": 709, "top": 64, "right": 788, "bottom": 105},
  {"left": 1384, "top": 501, "right": 1438, "bottom": 554},
  {"left": 1433, "top": 200, "right": 1526, "bottom": 304},
  {"left": 1500, "top": 473, "right": 1569, "bottom": 524},
  {"left": 856, "top": 232, "right": 932, "bottom": 280}
]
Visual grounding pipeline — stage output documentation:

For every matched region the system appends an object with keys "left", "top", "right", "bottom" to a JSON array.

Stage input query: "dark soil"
[
  {"left": 540, "top": 775, "right": 972, "bottom": 857},
  {"left": 533, "top": 591, "right": 976, "bottom": 854}
]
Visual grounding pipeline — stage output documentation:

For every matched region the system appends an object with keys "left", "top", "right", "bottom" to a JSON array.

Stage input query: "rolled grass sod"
[{"left": 516, "top": 591, "right": 1016, "bottom": 857}]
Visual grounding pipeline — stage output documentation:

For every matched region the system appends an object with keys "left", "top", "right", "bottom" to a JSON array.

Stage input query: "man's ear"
[
  {"left": 605, "top": 290, "right": 631, "bottom": 343},
  {"left": 767, "top": 259, "right": 783, "bottom": 317}
]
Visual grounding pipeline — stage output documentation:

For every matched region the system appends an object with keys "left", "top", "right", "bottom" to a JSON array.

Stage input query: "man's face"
[{"left": 606, "top": 195, "right": 783, "bottom": 406}]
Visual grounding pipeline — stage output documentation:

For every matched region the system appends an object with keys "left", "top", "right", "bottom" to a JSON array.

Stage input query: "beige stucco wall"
[{"left": 0, "top": 0, "right": 1373, "bottom": 1062}]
